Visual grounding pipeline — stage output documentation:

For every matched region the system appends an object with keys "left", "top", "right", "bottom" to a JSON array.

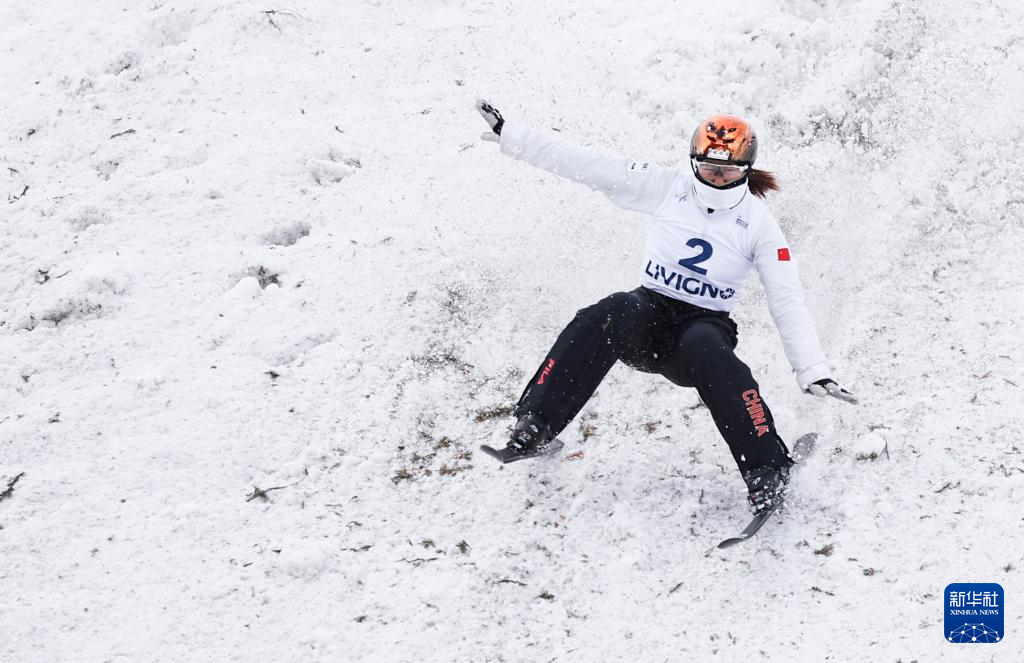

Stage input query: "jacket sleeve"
[
  {"left": 752, "top": 213, "right": 832, "bottom": 388},
  {"left": 499, "top": 122, "right": 677, "bottom": 215}
]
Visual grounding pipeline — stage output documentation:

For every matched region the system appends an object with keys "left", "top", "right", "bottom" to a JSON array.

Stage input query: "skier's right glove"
[
  {"left": 806, "top": 378, "right": 858, "bottom": 404},
  {"left": 475, "top": 99, "right": 504, "bottom": 143}
]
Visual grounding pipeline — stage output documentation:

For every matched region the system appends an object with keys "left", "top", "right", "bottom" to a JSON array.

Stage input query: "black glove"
[
  {"left": 475, "top": 99, "right": 504, "bottom": 143},
  {"left": 806, "top": 378, "right": 858, "bottom": 404}
]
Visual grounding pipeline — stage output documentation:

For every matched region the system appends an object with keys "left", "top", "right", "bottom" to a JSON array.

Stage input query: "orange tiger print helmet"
[{"left": 689, "top": 114, "right": 758, "bottom": 166}]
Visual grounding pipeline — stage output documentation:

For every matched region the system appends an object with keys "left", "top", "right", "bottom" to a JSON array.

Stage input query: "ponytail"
[{"left": 748, "top": 169, "right": 779, "bottom": 199}]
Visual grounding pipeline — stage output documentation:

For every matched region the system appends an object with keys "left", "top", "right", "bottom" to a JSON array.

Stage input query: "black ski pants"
[{"left": 515, "top": 287, "right": 793, "bottom": 475}]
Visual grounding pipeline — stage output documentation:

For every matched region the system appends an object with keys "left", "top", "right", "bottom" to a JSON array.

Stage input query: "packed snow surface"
[{"left": 2, "top": 0, "right": 1023, "bottom": 661}]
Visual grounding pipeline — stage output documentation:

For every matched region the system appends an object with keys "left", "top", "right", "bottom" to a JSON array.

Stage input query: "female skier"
[{"left": 475, "top": 100, "right": 857, "bottom": 513}]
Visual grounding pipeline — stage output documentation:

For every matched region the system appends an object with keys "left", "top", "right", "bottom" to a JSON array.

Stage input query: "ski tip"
[
  {"left": 479, "top": 444, "right": 507, "bottom": 462},
  {"left": 791, "top": 432, "right": 818, "bottom": 463},
  {"left": 717, "top": 538, "right": 743, "bottom": 549}
]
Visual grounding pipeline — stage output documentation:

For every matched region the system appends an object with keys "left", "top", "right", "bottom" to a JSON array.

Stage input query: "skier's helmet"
[{"left": 689, "top": 114, "right": 758, "bottom": 166}]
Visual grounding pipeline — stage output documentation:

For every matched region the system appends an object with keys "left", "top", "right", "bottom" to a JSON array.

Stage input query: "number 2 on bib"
[{"left": 677, "top": 238, "right": 713, "bottom": 275}]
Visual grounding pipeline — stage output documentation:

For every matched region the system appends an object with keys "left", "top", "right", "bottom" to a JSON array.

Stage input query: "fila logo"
[
  {"left": 537, "top": 358, "right": 556, "bottom": 384},
  {"left": 777, "top": 248, "right": 791, "bottom": 261},
  {"left": 735, "top": 216, "right": 748, "bottom": 229}
]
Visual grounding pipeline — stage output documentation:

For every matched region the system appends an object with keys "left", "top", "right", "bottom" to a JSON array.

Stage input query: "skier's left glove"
[
  {"left": 475, "top": 99, "right": 504, "bottom": 143},
  {"left": 805, "top": 379, "right": 858, "bottom": 404}
]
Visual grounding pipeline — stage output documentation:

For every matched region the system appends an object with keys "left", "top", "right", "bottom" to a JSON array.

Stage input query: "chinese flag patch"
[{"left": 777, "top": 248, "right": 791, "bottom": 261}]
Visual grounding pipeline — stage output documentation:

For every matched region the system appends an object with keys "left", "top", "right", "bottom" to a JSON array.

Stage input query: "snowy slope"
[{"left": 2, "top": 0, "right": 1023, "bottom": 660}]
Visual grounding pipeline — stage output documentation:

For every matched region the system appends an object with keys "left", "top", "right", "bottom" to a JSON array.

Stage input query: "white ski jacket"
[{"left": 499, "top": 122, "right": 831, "bottom": 388}]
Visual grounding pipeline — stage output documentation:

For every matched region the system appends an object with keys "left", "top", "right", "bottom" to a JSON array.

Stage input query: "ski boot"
[
  {"left": 479, "top": 413, "right": 560, "bottom": 464},
  {"left": 743, "top": 465, "right": 791, "bottom": 515},
  {"left": 508, "top": 413, "right": 552, "bottom": 455}
]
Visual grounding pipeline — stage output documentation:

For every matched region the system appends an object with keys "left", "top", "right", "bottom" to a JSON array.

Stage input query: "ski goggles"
[{"left": 691, "top": 158, "right": 749, "bottom": 184}]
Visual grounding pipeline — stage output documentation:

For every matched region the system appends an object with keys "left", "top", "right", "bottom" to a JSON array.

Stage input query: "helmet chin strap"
[{"left": 692, "top": 175, "right": 749, "bottom": 212}]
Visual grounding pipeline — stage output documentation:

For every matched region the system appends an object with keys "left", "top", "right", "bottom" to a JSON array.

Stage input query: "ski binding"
[{"left": 480, "top": 438, "right": 565, "bottom": 464}]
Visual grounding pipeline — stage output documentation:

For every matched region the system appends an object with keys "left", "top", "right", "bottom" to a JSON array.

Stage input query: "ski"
[
  {"left": 717, "top": 432, "right": 818, "bottom": 549},
  {"left": 480, "top": 438, "right": 565, "bottom": 464}
]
